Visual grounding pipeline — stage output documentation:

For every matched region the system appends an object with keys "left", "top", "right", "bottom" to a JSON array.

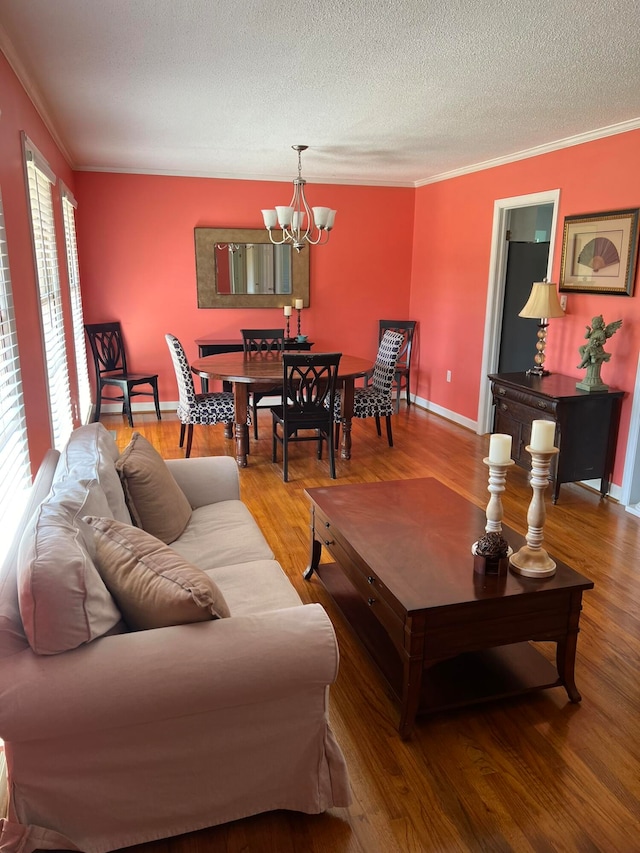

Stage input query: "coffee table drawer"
[{"left": 314, "top": 513, "right": 405, "bottom": 650}]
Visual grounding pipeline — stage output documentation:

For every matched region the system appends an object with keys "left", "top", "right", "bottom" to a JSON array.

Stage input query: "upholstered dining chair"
[
  {"left": 165, "top": 334, "right": 235, "bottom": 457},
  {"left": 241, "top": 328, "right": 285, "bottom": 440},
  {"left": 377, "top": 320, "right": 416, "bottom": 413},
  {"left": 84, "top": 321, "right": 161, "bottom": 428},
  {"left": 334, "top": 329, "right": 405, "bottom": 448},
  {"left": 271, "top": 352, "right": 342, "bottom": 482}
]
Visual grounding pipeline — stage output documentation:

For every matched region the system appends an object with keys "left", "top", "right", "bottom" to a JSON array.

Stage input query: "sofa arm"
[
  {"left": 165, "top": 455, "right": 240, "bottom": 506},
  {"left": 0, "top": 604, "right": 339, "bottom": 742}
]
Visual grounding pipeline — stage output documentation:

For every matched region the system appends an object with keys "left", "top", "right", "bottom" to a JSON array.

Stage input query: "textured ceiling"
[{"left": 1, "top": 0, "right": 640, "bottom": 186}]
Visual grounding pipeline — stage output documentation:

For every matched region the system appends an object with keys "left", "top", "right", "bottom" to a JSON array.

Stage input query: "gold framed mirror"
[{"left": 194, "top": 227, "right": 310, "bottom": 308}]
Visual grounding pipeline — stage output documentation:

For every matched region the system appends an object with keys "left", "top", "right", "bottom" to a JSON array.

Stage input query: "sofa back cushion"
[
  {"left": 83, "top": 516, "right": 230, "bottom": 629},
  {"left": 116, "top": 432, "right": 192, "bottom": 543},
  {"left": 54, "top": 422, "right": 131, "bottom": 524},
  {"left": 0, "top": 451, "right": 60, "bottom": 659},
  {"left": 17, "top": 479, "right": 123, "bottom": 655}
]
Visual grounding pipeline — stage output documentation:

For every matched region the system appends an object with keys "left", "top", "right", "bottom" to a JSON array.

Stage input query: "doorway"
[{"left": 477, "top": 190, "right": 561, "bottom": 434}]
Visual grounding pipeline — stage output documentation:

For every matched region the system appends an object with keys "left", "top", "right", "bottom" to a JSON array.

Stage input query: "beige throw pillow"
[
  {"left": 116, "top": 432, "right": 192, "bottom": 543},
  {"left": 83, "top": 516, "right": 230, "bottom": 630}
]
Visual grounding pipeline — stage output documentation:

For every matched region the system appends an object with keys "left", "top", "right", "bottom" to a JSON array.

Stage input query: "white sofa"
[{"left": 0, "top": 424, "right": 350, "bottom": 853}]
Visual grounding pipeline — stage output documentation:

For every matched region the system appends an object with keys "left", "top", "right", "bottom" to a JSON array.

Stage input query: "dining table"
[{"left": 190, "top": 351, "right": 373, "bottom": 467}]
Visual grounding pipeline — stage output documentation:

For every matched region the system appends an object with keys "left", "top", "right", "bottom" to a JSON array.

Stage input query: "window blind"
[
  {"left": 24, "top": 136, "right": 74, "bottom": 450},
  {"left": 61, "top": 186, "right": 91, "bottom": 424},
  {"left": 0, "top": 189, "right": 32, "bottom": 560}
]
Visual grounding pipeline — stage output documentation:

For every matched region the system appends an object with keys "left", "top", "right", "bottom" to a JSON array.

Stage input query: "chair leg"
[
  {"left": 94, "top": 383, "right": 103, "bottom": 422},
  {"left": 179, "top": 423, "right": 186, "bottom": 448},
  {"left": 406, "top": 369, "right": 411, "bottom": 406},
  {"left": 272, "top": 423, "right": 278, "bottom": 463},
  {"left": 329, "top": 429, "right": 336, "bottom": 479},
  {"left": 395, "top": 381, "right": 401, "bottom": 415},
  {"left": 375, "top": 414, "right": 382, "bottom": 436},
  {"left": 334, "top": 420, "right": 341, "bottom": 449},
  {"left": 152, "top": 378, "right": 161, "bottom": 420},
  {"left": 185, "top": 424, "right": 194, "bottom": 458},
  {"left": 253, "top": 398, "right": 259, "bottom": 440},
  {"left": 386, "top": 415, "right": 393, "bottom": 447},
  {"left": 124, "top": 386, "right": 134, "bottom": 428},
  {"left": 317, "top": 430, "right": 323, "bottom": 460},
  {"left": 282, "top": 434, "right": 289, "bottom": 482}
]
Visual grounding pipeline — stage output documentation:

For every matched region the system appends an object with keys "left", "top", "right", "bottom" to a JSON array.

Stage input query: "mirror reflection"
[
  {"left": 195, "top": 228, "right": 309, "bottom": 309},
  {"left": 215, "top": 243, "right": 292, "bottom": 295}
]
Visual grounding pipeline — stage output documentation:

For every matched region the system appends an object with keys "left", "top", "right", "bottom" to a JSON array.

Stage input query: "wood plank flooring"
[{"left": 103, "top": 404, "right": 640, "bottom": 853}]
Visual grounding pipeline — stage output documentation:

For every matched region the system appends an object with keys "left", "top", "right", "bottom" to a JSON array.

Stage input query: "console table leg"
[
  {"left": 304, "top": 539, "right": 322, "bottom": 580},
  {"left": 399, "top": 655, "right": 423, "bottom": 739}
]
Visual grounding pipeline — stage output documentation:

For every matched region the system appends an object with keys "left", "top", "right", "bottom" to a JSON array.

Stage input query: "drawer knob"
[
  {"left": 537, "top": 401, "right": 548, "bottom": 409},
  {"left": 367, "top": 576, "right": 375, "bottom": 584},
  {"left": 323, "top": 538, "right": 334, "bottom": 546},
  {"left": 498, "top": 388, "right": 506, "bottom": 396},
  {"left": 500, "top": 403, "right": 508, "bottom": 411},
  {"left": 367, "top": 597, "right": 376, "bottom": 606},
  {"left": 324, "top": 521, "right": 330, "bottom": 528}
]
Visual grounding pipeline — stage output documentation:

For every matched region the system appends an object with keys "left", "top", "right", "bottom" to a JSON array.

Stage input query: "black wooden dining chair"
[
  {"left": 241, "top": 328, "right": 285, "bottom": 440},
  {"left": 84, "top": 321, "right": 161, "bottom": 427},
  {"left": 377, "top": 320, "right": 416, "bottom": 413},
  {"left": 271, "top": 352, "right": 342, "bottom": 482}
]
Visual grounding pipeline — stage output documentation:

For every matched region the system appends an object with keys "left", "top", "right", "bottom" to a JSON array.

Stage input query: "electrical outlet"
[
  {"left": 446, "top": 370, "right": 452, "bottom": 383},
  {"left": 560, "top": 294, "right": 568, "bottom": 310}
]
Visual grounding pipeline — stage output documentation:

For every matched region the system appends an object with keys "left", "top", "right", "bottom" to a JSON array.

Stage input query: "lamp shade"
[{"left": 519, "top": 281, "right": 565, "bottom": 319}]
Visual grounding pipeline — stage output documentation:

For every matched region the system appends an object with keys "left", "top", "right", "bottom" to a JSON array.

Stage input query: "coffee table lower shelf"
[{"left": 315, "top": 560, "right": 562, "bottom": 719}]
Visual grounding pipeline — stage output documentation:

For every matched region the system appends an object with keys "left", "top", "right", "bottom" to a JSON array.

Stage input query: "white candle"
[
  {"left": 283, "top": 305, "right": 292, "bottom": 317},
  {"left": 530, "top": 420, "right": 555, "bottom": 452},
  {"left": 488, "top": 433, "right": 512, "bottom": 464},
  {"left": 295, "top": 298, "right": 304, "bottom": 310}
]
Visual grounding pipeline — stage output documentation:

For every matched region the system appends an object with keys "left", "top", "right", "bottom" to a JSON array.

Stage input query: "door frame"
[{"left": 476, "top": 189, "right": 561, "bottom": 434}]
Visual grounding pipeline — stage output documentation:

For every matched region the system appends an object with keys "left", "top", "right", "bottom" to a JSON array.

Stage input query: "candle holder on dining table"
[
  {"left": 283, "top": 305, "right": 292, "bottom": 342},
  {"left": 509, "top": 420, "right": 558, "bottom": 578}
]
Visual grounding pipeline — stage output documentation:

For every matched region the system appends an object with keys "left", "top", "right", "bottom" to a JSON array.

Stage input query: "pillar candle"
[
  {"left": 530, "top": 419, "right": 555, "bottom": 452},
  {"left": 488, "top": 433, "right": 512, "bottom": 464},
  {"left": 283, "top": 306, "right": 292, "bottom": 316},
  {"left": 295, "top": 298, "right": 304, "bottom": 310}
]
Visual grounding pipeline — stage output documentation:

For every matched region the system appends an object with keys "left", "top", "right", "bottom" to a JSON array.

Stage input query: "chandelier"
[{"left": 261, "top": 145, "right": 336, "bottom": 252}]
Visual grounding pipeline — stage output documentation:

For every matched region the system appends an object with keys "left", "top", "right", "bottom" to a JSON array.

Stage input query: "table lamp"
[{"left": 518, "top": 280, "right": 565, "bottom": 376}]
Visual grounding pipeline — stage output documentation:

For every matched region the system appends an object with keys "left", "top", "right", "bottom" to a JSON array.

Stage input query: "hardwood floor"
[{"left": 103, "top": 405, "right": 640, "bottom": 853}]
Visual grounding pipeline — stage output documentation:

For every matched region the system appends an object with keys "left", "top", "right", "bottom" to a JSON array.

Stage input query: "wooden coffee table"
[{"left": 304, "top": 478, "right": 594, "bottom": 738}]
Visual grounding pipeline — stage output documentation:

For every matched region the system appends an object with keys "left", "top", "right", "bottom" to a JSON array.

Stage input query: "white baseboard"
[
  {"left": 411, "top": 394, "right": 478, "bottom": 433},
  {"left": 0, "top": 745, "right": 7, "bottom": 818}
]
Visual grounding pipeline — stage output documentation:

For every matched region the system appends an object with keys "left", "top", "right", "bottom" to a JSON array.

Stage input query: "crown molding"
[
  {"left": 415, "top": 117, "right": 640, "bottom": 187},
  {"left": 0, "top": 30, "right": 75, "bottom": 168}
]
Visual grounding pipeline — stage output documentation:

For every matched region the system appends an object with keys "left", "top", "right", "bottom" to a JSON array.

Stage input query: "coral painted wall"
[
  {"left": 411, "top": 130, "right": 640, "bottom": 485},
  {"left": 0, "top": 52, "right": 77, "bottom": 469},
  {"left": 74, "top": 172, "right": 415, "bottom": 401}
]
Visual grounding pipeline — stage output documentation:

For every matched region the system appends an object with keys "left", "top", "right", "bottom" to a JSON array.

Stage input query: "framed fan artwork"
[{"left": 559, "top": 208, "right": 640, "bottom": 295}]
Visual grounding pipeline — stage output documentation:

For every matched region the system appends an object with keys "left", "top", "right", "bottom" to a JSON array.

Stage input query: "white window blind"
[
  {"left": 0, "top": 189, "right": 32, "bottom": 561},
  {"left": 61, "top": 185, "right": 91, "bottom": 424},
  {"left": 24, "top": 136, "right": 74, "bottom": 450}
]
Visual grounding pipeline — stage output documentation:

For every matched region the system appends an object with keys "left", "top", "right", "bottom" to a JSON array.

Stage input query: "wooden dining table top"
[{"left": 191, "top": 351, "right": 373, "bottom": 384}]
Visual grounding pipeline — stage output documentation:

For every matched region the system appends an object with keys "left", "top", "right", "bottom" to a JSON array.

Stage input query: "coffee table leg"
[
  {"left": 399, "top": 654, "right": 424, "bottom": 739},
  {"left": 304, "top": 507, "right": 322, "bottom": 580},
  {"left": 556, "top": 591, "right": 584, "bottom": 703}
]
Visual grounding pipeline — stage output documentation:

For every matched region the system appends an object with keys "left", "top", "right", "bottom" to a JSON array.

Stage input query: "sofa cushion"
[
  {"left": 84, "top": 516, "right": 230, "bottom": 629},
  {"left": 116, "top": 433, "right": 192, "bottom": 544},
  {"left": 54, "top": 423, "right": 131, "bottom": 524},
  {"left": 169, "top": 500, "right": 274, "bottom": 571},
  {"left": 206, "top": 560, "right": 302, "bottom": 616},
  {"left": 17, "top": 479, "right": 123, "bottom": 655}
]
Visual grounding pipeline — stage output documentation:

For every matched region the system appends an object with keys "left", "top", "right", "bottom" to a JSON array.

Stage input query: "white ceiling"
[{"left": 1, "top": 0, "right": 640, "bottom": 187}]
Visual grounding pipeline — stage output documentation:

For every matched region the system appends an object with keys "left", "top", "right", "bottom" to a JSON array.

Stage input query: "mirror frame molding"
[{"left": 194, "top": 227, "right": 310, "bottom": 308}]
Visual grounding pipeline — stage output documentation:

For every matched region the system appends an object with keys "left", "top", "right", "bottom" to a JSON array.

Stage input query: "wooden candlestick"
[
  {"left": 509, "top": 446, "right": 559, "bottom": 577},
  {"left": 482, "top": 456, "right": 515, "bottom": 534}
]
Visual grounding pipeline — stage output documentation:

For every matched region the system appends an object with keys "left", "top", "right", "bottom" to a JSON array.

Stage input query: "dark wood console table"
[
  {"left": 488, "top": 372, "right": 623, "bottom": 503},
  {"left": 305, "top": 478, "right": 593, "bottom": 738}
]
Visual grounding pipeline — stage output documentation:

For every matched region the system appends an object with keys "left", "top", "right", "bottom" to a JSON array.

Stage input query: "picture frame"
[{"left": 558, "top": 208, "right": 639, "bottom": 296}]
